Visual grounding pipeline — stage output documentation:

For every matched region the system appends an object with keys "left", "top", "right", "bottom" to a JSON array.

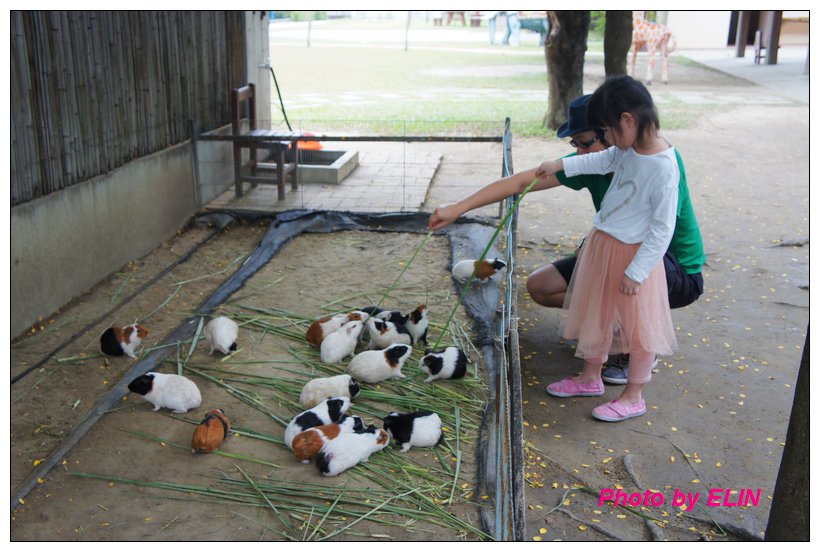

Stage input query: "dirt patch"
[{"left": 11, "top": 224, "right": 494, "bottom": 541}]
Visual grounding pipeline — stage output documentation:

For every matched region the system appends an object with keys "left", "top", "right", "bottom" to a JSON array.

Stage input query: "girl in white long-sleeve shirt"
[{"left": 534, "top": 75, "right": 678, "bottom": 422}]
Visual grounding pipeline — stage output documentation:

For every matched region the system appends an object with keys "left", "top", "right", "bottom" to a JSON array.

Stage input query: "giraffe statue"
[{"left": 629, "top": 11, "right": 677, "bottom": 85}]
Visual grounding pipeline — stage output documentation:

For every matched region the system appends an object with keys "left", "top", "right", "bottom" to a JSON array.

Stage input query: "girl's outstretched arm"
[{"left": 428, "top": 168, "right": 559, "bottom": 231}]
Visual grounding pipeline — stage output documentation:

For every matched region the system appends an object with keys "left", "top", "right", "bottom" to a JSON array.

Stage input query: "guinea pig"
[
  {"left": 100, "top": 324, "right": 149, "bottom": 359},
  {"left": 284, "top": 397, "right": 351, "bottom": 449},
  {"left": 382, "top": 411, "right": 443, "bottom": 453},
  {"left": 306, "top": 311, "right": 368, "bottom": 348},
  {"left": 404, "top": 304, "right": 429, "bottom": 346},
  {"left": 204, "top": 316, "right": 239, "bottom": 355},
  {"left": 452, "top": 258, "right": 507, "bottom": 284},
  {"left": 299, "top": 374, "right": 361, "bottom": 409},
  {"left": 346, "top": 343, "right": 413, "bottom": 384},
  {"left": 419, "top": 347, "right": 468, "bottom": 383},
  {"left": 316, "top": 428, "right": 390, "bottom": 476},
  {"left": 290, "top": 415, "right": 364, "bottom": 463},
  {"left": 366, "top": 318, "right": 412, "bottom": 350},
  {"left": 191, "top": 408, "right": 231, "bottom": 454},
  {"left": 361, "top": 306, "right": 407, "bottom": 326},
  {"left": 320, "top": 320, "right": 363, "bottom": 364},
  {"left": 127, "top": 372, "right": 202, "bottom": 413}
]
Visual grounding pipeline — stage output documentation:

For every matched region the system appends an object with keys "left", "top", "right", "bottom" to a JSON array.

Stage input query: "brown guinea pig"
[{"left": 191, "top": 409, "right": 231, "bottom": 454}]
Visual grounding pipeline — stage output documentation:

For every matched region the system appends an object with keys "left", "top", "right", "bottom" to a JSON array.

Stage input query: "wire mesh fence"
[{"left": 195, "top": 119, "right": 510, "bottom": 218}]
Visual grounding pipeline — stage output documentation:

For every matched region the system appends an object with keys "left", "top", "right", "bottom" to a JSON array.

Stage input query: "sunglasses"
[{"left": 569, "top": 130, "right": 606, "bottom": 149}]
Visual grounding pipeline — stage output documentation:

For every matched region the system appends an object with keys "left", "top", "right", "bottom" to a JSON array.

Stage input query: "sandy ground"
[
  {"left": 9, "top": 50, "right": 809, "bottom": 542},
  {"left": 10, "top": 228, "right": 491, "bottom": 541}
]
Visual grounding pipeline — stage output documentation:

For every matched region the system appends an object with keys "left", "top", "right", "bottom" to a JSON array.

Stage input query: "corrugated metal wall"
[{"left": 10, "top": 11, "right": 246, "bottom": 207}]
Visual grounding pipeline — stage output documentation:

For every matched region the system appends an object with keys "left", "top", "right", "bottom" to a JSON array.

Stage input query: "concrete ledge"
[{"left": 10, "top": 143, "right": 197, "bottom": 338}]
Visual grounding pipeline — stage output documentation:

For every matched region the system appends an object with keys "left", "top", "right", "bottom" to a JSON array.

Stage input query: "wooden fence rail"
[{"left": 10, "top": 11, "right": 246, "bottom": 207}]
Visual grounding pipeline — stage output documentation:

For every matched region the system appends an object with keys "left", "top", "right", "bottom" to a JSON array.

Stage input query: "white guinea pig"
[
  {"left": 127, "top": 372, "right": 202, "bottom": 414},
  {"left": 284, "top": 397, "right": 351, "bottom": 449},
  {"left": 346, "top": 344, "right": 413, "bottom": 384},
  {"left": 404, "top": 304, "right": 429, "bottom": 346},
  {"left": 367, "top": 317, "right": 412, "bottom": 350},
  {"left": 382, "top": 411, "right": 443, "bottom": 453},
  {"left": 316, "top": 428, "right": 390, "bottom": 476},
  {"left": 320, "top": 320, "right": 363, "bottom": 364},
  {"left": 452, "top": 258, "right": 507, "bottom": 284},
  {"left": 419, "top": 347, "right": 468, "bottom": 383},
  {"left": 299, "top": 374, "right": 361, "bottom": 409},
  {"left": 204, "top": 316, "right": 239, "bottom": 355}
]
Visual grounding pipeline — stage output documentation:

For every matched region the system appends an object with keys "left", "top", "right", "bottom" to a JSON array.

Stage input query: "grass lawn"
[{"left": 266, "top": 17, "right": 704, "bottom": 136}]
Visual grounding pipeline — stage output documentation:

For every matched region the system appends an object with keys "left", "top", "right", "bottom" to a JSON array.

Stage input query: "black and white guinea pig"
[
  {"left": 306, "top": 311, "right": 368, "bottom": 348},
  {"left": 404, "top": 304, "right": 429, "bottom": 346},
  {"left": 316, "top": 428, "right": 390, "bottom": 476},
  {"left": 367, "top": 317, "right": 412, "bottom": 350},
  {"left": 361, "top": 306, "right": 407, "bottom": 326},
  {"left": 320, "top": 320, "right": 363, "bottom": 364},
  {"left": 299, "top": 374, "right": 361, "bottom": 409},
  {"left": 127, "top": 372, "right": 202, "bottom": 413},
  {"left": 284, "top": 397, "right": 351, "bottom": 449},
  {"left": 204, "top": 316, "right": 238, "bottom": 355},
  {"left": 290, "top": 414, "right": 364, "bottom": 463},
  {"left": 100, "top": 324, "right": 149, "bottom": 359},
  {"left": 346, "top": 343, "right": 413, "bottom": 384},
  {"left": 382, "top": 411, "right": 443, "bottom": 453},
  {"left": 419, "top": 347, "right": 468, "bottom": 383},
  {"left": 452, "top": 258, "right": 507, "bottom": 284}
]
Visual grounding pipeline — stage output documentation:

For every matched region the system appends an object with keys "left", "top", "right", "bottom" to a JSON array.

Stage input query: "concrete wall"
[
  {"left": 664, "top": 11, "right": 733, "bottom": 49},
  {"left": 10, "top": 143, "right": 197, "bottom": 338}
]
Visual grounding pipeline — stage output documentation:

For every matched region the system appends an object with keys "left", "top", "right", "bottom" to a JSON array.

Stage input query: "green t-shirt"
[{"left": 555, "top": 150, "right": 706, "bottom": 274}]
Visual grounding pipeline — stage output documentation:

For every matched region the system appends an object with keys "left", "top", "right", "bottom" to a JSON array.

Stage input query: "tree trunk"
[
  {"left": 764, "top": 326, "right": 810, "bottom": 541},
  {"left": 604, "top": 11, "right": 633, "bottom": 76},
  {"left": 544, "top": 11, "right": 590, "bottom": 130}
]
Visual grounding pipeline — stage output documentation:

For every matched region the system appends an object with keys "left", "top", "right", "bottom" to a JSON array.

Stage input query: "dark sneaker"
[
  {"left": 602, "top": 354, "right": 659, "bottom": 385},
  {"left": 602, "top": 353, "right": 629, "bottom": 384}
]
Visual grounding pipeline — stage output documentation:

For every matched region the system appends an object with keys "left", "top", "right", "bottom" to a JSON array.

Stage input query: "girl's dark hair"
[{"left": 587, "top": 75, "right": 659, "bottom": 144}]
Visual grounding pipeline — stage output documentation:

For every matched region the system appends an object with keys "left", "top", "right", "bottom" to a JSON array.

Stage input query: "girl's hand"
[
  {"left": 534, "top": 160, "right": 561, "bottom": 180},
  {"left": 620, "top": 274, "right": 642, "bottom": 296},
  {"left": 428, "top": 204, "right": 462, "bottom": 231}
]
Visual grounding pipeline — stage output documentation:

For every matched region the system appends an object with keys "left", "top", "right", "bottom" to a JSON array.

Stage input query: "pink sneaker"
[
  {"left": 591, "top": 398, "right": 647, "bottom": 422},
  {"left": 546, "top": 377, "right": 604, "bottom": 398}
]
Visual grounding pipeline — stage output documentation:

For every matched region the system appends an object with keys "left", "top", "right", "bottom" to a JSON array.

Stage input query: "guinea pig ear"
[{"left": 424, "top": 348, "right": 432, "bottom": 355}]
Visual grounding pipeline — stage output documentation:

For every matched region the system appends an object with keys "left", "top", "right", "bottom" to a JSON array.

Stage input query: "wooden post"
[
  {"left": 764, "top": 10, "right": 782, "bottom": 65},
  {"left": 735, "top": 10, "right": 750, "bottom": 57}
]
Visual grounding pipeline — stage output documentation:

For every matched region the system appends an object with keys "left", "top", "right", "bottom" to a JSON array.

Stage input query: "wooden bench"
[{"left": 231, "top": 83, "right": 298, "bottom": 200}]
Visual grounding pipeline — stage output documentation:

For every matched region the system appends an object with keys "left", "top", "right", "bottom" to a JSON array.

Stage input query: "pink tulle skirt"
[{"left": 560, "top": 228, "right": 677, "bottom": 359}]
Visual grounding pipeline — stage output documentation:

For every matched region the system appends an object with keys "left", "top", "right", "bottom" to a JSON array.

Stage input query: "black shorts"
[{"left": 552, "top": 252, "right": 703, "bottom": 310}]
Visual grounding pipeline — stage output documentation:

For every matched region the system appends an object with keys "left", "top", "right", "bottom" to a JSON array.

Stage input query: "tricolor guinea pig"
[
  {"left": 346, "top": 344, "right": 413, "bottom": 384},
  {"left": 419, "top": 347, "right": 468, "bottom": 383},
  {"left": 127, "top": 372, "right": 202, "bottom": 413},
  {"left": 361, "top": 306, "right": 407, "bottom": 326},
  {"left": 100, "top": 324, "right": 149, "bottom": 359},
  {"left": 306, "top": 311, "right": 368, "bottom": 348},
  {"left": 382, "top": 411, "right": 443, "bottom": 453},
  {"left": 191, "top": 408, "right": 231, "bottom": 454},
  {"left": 204, "top": 316, "right": 239, "bottom": 355},
  {"left": 284, "top": 397, "right": 351, "bottom": 449},
  {"left": 452, "top": 258, "right": 507, "bottom": 284},
  {"left": 404, "top": 304, "right": 429, "bottom": 346},
  {"left": 316, "top": 428, "right": 390, "bottom": 476},
  {"left": 299, "top": 374, "right": 361, "bottom": 409},
  {"left": 290, "top": 415, "right": 364, "bottom": 463},
  {"left": 320, "top": 320, "right": 363, "bottom": 364},
  {"left": 366, "top": 318, "right": 412, "bottom": 350}
]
